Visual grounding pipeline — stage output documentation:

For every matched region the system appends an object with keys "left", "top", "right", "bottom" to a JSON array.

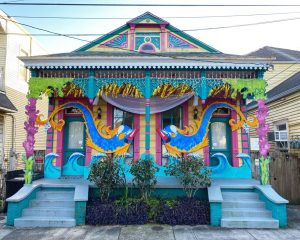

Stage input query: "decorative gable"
[
  {"left": 100, "top": 32, "right": 128, "bottom": 48},
  {"left": 167, "top": 33, "right": 196, "bottom": 49}
]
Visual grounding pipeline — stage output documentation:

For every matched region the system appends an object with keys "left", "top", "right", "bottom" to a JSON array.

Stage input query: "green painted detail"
[
  {"left": 27, "top": 77, "right": 73, "bottom": 99},
  {"left": 75, "top": 201, "right": 87, "bottom": 225},
  {"left": 259, "top": 157, "right": 271, "bottom": 185},
  {"left": 6, "top": 187, "right": 40, "bottom": 226},
  {"left": 166, "top": 25, "right": 220, "bottom": 53},
  {"left": 225, "top": 78, "right": 267, "bottom": 100},
  {"left": 210, "top": 202, "right": 222, "bottom": 226},
  {"left": 255, "top": 189, "right": 287, "bottom": 227},
  {"left": 74, "top": 25, "right": 129, "bottom": 52},
  {"left": 22, "top": 155, "right": 34, "bottom": 184}
]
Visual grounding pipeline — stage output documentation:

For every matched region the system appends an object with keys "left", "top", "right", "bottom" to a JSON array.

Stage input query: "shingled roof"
[
  {"left": 247, "top": 71, "right": 300, "bottom": 110},
  {"left": 246, "top": 46, "right": 300, "bottom": 62}
]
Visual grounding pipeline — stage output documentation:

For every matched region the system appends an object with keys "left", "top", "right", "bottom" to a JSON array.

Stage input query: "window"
[
  {"left": 139, "top": 43, "right": 155, "bottom": 52},
  {"left": 161, "top": 106, "right": 183, "bottom": 164},
  {"left": 19, "top": 49, "right": 28, "bottom": 81},
  {"left": 112, "top": 107, "right": 134, "bottom": 158},
  {"left": 274, "top": 121, "right": 289, "bottom": 149}
]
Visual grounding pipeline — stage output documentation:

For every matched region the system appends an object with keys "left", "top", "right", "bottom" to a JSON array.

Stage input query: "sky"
[{"left": 1, "top": 0, "right": 300, "bottom": 55}]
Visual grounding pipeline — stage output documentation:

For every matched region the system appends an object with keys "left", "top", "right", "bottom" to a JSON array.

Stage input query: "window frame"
[
  {"left": 160, "top": 105, "right": 183, "bottom": 163},
  {"left": 273, "top": 120, "right": 289, "bottom": 150},
  {"left": 112, "top": 107, "right": 135, "bottom": 158}
]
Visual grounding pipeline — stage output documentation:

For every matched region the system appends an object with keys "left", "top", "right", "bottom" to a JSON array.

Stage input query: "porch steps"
[
  {"left": 221, "top": 191, "right": 279, "bottom": 229},
  {"left": 14, "top": 190, "right": 76, "bottom": 228}
]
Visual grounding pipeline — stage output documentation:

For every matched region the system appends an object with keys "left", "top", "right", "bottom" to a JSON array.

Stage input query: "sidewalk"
[{"left": 0, "top": 205, "right": 299, "bottom": 240}]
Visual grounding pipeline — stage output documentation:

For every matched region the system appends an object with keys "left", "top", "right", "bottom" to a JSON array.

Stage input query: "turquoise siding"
[
  {"left": 75, "top": 201, "right": 87, "bottom": 225},
  {"left": 255, "top": 189, "right": 287, "bottom": 227},
  {"left": 6, "top": 187, "right": 40, "bottom": 226},
  {"left": 210, "top": 202, "right": 222, "bottom": 226}
]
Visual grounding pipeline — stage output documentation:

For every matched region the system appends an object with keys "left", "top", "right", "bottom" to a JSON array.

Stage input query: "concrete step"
[
  {"left": 222, "top": 208, "right": 272, "bottom": 218},
  {"left": 221, "top": 217, "right": 279, "bottom": 229},
  {"left": 30, "top": 199, "right": 75, "bottom": 208},
  {"left": 22, "top": 207, "right": 75, "bottom": 218},
  {"left": 14, "top": 216, "right": 76, "bottom": 228},
  {"left": 222, "top": 192, "right": 259, "bottom": 200},
  {"left": 36, "top": 191, "right": 74, "bottom": 200},
  {"left": 222, "top": 200, "right": 265, "bottom": 209}
]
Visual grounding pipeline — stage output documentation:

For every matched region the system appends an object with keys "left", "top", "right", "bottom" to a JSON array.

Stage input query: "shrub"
[
  {"left": 130, "top": 157, "right": 158, "bottom": 201},
  {"left": 88, "top": 156, "right": 122, "bottom": 202},
  {"left": 156, "top": 198, "right": 210, "bottom": 225},
  {"left": 165, "top": 155, "right": 211, "bottom": 198}
]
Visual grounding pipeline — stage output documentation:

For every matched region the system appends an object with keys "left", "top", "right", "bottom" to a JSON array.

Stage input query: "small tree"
[
  {"left": 165, "top": 155, "right": 211, "bottom": 198},
  {"left": 88, "top": 156, "right": 122, "bottom": 202},
  {"left": 130, "top": 158, "right": 158, "bottom": 201}
]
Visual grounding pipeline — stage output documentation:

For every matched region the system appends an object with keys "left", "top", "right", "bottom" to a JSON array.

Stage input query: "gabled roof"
[
  {"left": 74, "top": 11, "right": 220, "bottom": 53},
  {"left": 0, "top": 91, "right": 17, "bottom": 113},
  {"left": 127, "top": 11, "right": 169, "bottom": 25},
  {"left": 247, "top": 71, "right": 300, "bottom": 110},
  {"left": 246, "top": 46, "right": 300, "bottom": 62}
]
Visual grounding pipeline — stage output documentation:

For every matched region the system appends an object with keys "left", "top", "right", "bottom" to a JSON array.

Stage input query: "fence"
[{"left": 251, "top": 151, "right": 300, "bottom": 204}]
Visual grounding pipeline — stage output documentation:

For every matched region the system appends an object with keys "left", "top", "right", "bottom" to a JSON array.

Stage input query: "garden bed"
[{"left": 86, "top": 197, "right": 210, "bottom": 225}]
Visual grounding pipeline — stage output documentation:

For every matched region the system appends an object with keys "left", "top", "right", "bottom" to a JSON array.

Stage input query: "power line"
[
  {"left": 2, "top": 16, "right": 300, "bottom": 37},
  {"left": 9, "top": 11, "right": 300, "bottom": 20},
  {"left": 1, "top": 2, "right": 300, "bottom": 7}
]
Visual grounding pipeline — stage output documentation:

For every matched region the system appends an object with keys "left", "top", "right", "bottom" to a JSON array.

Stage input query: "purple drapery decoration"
[
  {"left": 23, "top": 98, "right": 39, "bottom": 158},
  {"left": 256, "top": 99, "right": 270, "bottom": 157},
  {"left": 101, "top": 93, "right": 194, "bottom": 114}
]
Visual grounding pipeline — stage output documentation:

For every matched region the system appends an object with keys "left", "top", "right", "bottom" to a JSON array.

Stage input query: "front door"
[
  {"left": 209, "top": 117, "right": 232, "bottom": 166},
  {"left": 63, "top": 116, "right": 86, "bottom": 176}
]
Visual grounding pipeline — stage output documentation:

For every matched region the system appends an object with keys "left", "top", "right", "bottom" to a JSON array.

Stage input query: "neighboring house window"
[
  {"left": 274, "top": 121, "right": 289, "bottom": 150},
  {"left": 161, "top": 106, "right": 183, "bottom": 164},
  {"left": 112, "top": 107, "right": 134, "bottom": 159},
  {"left": 19, "top": 49, "right": 28, "bottom": 81}
]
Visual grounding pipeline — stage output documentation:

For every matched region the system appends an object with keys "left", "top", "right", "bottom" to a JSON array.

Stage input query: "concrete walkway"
[{"left": 1, "top": 205, "right": 300, "bottom": 240}]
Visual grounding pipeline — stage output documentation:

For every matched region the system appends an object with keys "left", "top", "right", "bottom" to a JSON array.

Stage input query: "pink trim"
[
  {"left": 47, "top": 134, "right": 53, "bottom": 141},
  {"left": 183, "top": 100, "right": 189, "bottom": 158},
  {"left": 129, "top": 24, "right": 135, "bottom": 51},
  {"left": 47, "top": 142, "right": 52, "bottom": 148},
  {"left": 85, "top": 101, "right": 93, "bottom": 166},
  {"left": 242, "top": 142, "right": 249, "bottom": 149},
  {"left": 107, "top": 103, "right": 113, "bottom": 157},
  {"left": 146, "top": 150, "right": 151, "bottom": 154},
  {"left": 160, "top": 24, "right": 166, "bottom": 51},
  {"left": 204, "top": 146, "right": 210, "bottom": 166},
  {"left": 138, "top": 43, "right": 156, "bottom": 53},
  {"left": 134, "top": 114, "right": 140, "bottom": 160},
  {"left": 242, "top": 135, "right": 248, "bottom": 141},
  {"left": 155, "top": 113, "right": 162, "bottom": 165},
  {"left": 56, "top": 99, "right": 64, "bottom": 167},
  {"left": 231, "top": 109, "right": 239, "bottom": 167}
]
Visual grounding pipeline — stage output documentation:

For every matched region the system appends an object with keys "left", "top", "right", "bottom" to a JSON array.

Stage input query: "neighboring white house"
[{"left": 0, "top": 10, "right": 48, "bottom": 170}]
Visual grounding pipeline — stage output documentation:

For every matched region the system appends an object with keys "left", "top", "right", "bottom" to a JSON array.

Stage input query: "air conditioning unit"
[{"left": 274, "top": 131, "right": 288, "bottom": 141}]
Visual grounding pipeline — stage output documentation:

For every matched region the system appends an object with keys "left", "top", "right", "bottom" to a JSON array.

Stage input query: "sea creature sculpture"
[
  {"left": 157, "top": 101, "right": 258, "bottom": 156},
  {"left": 36, "top": 102, "right": 137, "bottom": 155}
]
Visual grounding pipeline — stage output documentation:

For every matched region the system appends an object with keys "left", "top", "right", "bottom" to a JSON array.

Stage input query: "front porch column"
[{"left": 145, "top": 70, "right": 151, "bottom": 156}]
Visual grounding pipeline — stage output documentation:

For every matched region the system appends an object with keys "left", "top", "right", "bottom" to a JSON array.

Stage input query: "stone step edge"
[
  {"left": 222, "top": 217, "right": 278, "bottom": 221},
  {"left": 222, "top": 208, "right": 270, "bottom": 212}
]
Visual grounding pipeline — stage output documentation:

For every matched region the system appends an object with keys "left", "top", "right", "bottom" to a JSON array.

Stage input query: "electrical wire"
[
  {"left": 8, "top": 11, "right": 300, "bottom": 20},
  {"left": 1, "top": 3, "right": 300, "bottom": 7},
  {"left": 1, "top": 16, "right": 300, "bottom": 37}
]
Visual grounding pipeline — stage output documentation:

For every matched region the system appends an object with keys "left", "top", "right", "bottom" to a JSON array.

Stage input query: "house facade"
[
  {"left": 247, "top": 47, "right": 300, "bottom": 152},
  {"left": 7, "top": 12, "right": 289, "bottom": 229},
  {"left": 0, "top": 10, "right": 48, "bottom": 170}
]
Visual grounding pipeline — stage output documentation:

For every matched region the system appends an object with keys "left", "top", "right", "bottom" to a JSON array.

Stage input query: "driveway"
[{"left": 0, "top": 205, "right": 299, "bottom": 240}]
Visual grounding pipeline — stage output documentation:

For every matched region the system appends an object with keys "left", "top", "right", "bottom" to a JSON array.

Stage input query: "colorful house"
[{"left": 6, "top": 12, "right": 288, "bottom": 228}]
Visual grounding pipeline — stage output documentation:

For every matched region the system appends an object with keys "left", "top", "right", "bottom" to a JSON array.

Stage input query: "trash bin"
[{"left": 4, "top": 170, "right": 43, "bottom": 212}]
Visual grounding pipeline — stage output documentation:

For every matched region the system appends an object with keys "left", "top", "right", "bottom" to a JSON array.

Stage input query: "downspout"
[{"left": 6, "top": 114, "right": 16, "bottom": 171}]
